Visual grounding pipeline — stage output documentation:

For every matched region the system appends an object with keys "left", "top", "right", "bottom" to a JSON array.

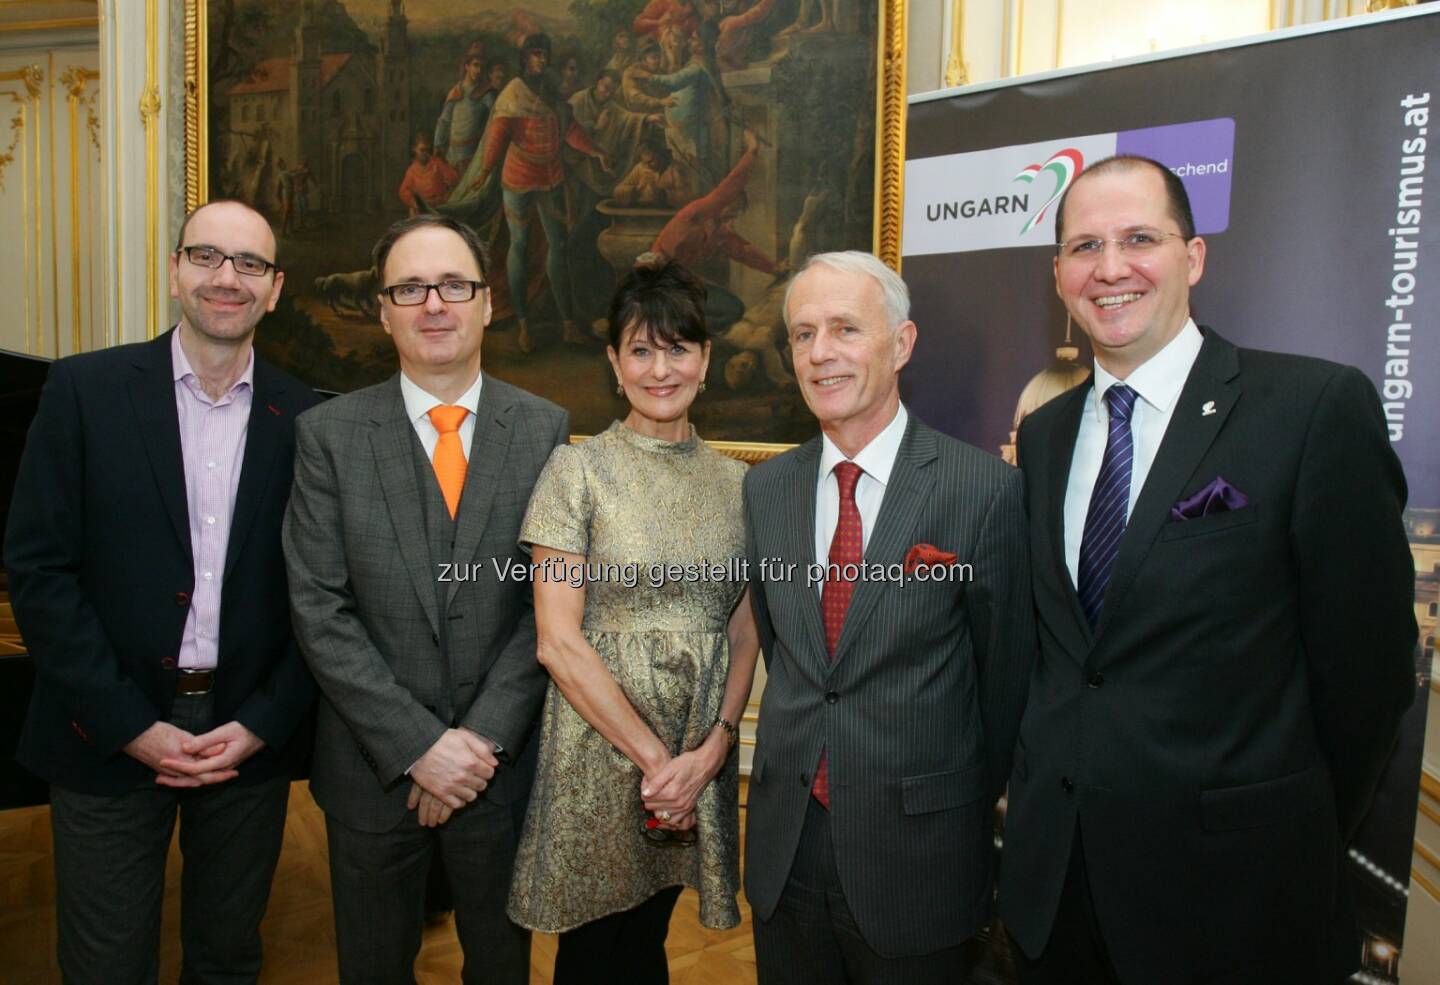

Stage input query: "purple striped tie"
[{"left": 1077, "top": 383, "right": 1138, "bottom": 629}]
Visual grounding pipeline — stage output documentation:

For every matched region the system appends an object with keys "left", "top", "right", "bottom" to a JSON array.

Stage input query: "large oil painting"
[{"left": 186, "top": 0, "right": 903, "bottom": 445}]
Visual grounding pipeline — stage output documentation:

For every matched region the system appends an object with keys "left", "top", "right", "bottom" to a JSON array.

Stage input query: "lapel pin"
[
  {"left": 1201, "top": 400, "right": 1216, "bottom": 417},
  {"left": 267, "top": 404, "right": 282, "bottom": 416}
]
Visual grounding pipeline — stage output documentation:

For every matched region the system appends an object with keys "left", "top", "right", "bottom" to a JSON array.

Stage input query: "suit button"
[
  {"left": 826, "top": 691, "right": 839, "bottom": 704},
  {"left": 1061, "top": 776, "right": 1074, "bottom": 793},
  {"left": 160, "top": 657, "right": 176, "bottom": 670},
  {"left": 431, "top": 632, "right": 439, "bottom": 646},
  {"left": 1087, "top": 673, "right": 1104, "bottom": 688},
  {"left": 174, "top": 592, "right": 190, "bottom": 606}
]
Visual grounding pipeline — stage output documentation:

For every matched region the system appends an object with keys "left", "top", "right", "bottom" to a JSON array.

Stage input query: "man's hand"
[
  {"left": 410, "top": 728, "right": 497, "bottom": 809},
  {"left": 408, "top": 782, "right": 455, "bottom": 828},
  {"left": 156, "top": 720, "right": 265, "bottom": 787},
  {"left": 663, "top": 95, "right": 680, "bottom": 108},
  {"left": 594, "top": 151, "right": 614, "bottom": 173},
  {"left": 742, "top": 128, "right": 759, "bottom": 154},
  {"left": 123, "top": 721, "right": 234, "bottom": 788}
]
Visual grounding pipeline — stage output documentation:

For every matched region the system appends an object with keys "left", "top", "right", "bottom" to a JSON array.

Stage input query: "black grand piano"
[{"left": 1, "top": 348, "right": 56, "bottom": 808}]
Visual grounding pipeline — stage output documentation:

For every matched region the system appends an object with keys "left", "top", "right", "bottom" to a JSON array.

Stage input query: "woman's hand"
[{"left": 641, "top": 733, "right": 728, "bottom": 818}]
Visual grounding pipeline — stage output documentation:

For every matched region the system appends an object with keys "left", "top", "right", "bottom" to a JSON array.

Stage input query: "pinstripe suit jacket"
[
  {"left": 743, "top": 413, "right": 1035, "bottom": 957},
  {"left": 283, "top": 372, "right": 569, "bottom": 833}
]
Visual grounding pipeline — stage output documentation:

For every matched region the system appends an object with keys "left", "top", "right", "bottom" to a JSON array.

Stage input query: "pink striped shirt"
[{"left": 171, "top": 328, "right": 254, "bottom": 670}]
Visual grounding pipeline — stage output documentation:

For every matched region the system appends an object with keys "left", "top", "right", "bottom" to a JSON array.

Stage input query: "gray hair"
[{"left": 783, "top": 250, "right": 911, "bottom": 332}]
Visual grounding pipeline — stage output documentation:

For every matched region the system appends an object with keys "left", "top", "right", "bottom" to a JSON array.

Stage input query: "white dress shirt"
[
  {"left": 1063, "top": 319, "right": 1203, "bottom": 586},
  {"left": 814, "top": 403, "right": 909, "bottom": 572},
  {"left": 400, "top": 371, "right": 483, "bottom": 459}
]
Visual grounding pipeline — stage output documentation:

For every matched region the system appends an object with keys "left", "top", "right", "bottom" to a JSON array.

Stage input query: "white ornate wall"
[{"left": 0, "top": 6, "right": 104, "bottom": 357}]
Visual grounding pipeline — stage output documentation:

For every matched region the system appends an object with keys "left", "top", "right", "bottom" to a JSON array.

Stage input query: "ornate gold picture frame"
[{"left": 183, "top": 1, "right": 907, "bottom": 458}]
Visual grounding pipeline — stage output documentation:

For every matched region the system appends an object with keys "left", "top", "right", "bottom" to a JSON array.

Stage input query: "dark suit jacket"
[
  {"left": 743, "top": 414, "right": 1035, "bottom": 958},
  {"left": 999, "top": 329, "right": 1417, "bottom": 984},
  {"left": 5, "top": 330, "right": 322, "bottom": 796},
  {"left": 283, "top": 373, "right": 568, "bottom": 833}
]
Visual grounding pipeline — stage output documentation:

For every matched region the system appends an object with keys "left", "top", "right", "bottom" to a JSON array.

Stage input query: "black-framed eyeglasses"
[
  {"left": 1056, "top": 229, "right": 1187, "bottom": 261},
  {"left": 641, "top": 815, "right": 696, "bottom": 847},
  {"left": 382, "top": 280, "right": 486, "bottom": 306},
  {"left": 178, "top": 246, "right": 277, "bottom": 277}
]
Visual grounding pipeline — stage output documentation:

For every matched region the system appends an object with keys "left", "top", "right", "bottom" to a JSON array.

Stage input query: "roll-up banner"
[{"left": 902, "top": 7, "right": 1437, "bottom": 982}]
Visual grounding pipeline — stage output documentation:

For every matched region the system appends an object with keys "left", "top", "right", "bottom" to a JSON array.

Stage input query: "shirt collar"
[
  {"left": 171, "top": 324, "right": 255, "bottom": 394},
  {"left": 400, "top": 370, "right": 484, "bottom": 427},
  {"left": 1091, "top": 318, "right": 1202, "bottom": 420},
  {"left": 819, "top": 403, "right": 909, "bottom": 486}
]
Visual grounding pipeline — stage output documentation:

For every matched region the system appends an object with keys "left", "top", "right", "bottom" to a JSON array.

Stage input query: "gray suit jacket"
[
  {"left": 743, "top": 414, "right": 1035, "bottom": 957},
  {"left": 284, "top": 372, "right": 569, "bottom": 832}
]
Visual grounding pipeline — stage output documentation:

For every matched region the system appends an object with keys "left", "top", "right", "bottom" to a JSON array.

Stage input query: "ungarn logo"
[{"left": 1011, "top": 148, "right": 1084, "bottom": 235}]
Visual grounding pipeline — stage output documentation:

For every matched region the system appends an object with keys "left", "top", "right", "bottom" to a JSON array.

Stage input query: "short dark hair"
[
  {"left": 372, "top": 214, "right": 490, "bottom": 284},
  {"left": 607, "top": 261, "right": 708, "bottom": 350},
  {"left": 175, "top": 198, "right": 278, "bottom": 264},
  {"left": 594, "top": 67, "right": 622, "bottom": 88},
  {"left": 1054, "top": 155, "right": 1196, "bottom": 243}
]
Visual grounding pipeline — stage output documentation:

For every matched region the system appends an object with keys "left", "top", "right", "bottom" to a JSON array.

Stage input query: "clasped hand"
[
  {"left": 408, "top": 729, "right": 497, "bottom": 827},
  {"left": 641, "top": 740, "right": 726, "bottom": 831},
  {"left": 132, "top": 720, "right": 266, "bottom": 787}
]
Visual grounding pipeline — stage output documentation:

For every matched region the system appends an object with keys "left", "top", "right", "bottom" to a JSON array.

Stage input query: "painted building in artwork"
[{"left": 223, "top": 0, "right": 411, "bottom": 213}]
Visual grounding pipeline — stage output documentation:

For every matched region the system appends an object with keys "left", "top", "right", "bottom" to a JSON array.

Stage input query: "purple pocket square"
[{"left": 1170, "top": 476, "right": 1249, "bottom": 521}]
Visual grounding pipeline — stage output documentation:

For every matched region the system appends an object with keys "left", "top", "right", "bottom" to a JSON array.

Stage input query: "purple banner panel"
[{"left": 1117, "top": 117, "right": 1235, "bottom": 233}]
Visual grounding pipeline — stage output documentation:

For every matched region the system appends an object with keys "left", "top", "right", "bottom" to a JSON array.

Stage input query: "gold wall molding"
[
  {"left": 61, "top": 63, "right": 98, "bottom": 352},
  {"left": 141, "top": 0, "right": 157, "bottom": 338},
  {"left": 944, "top": 0, "right": 968, "bottom": 88},
  {"left": 0, "top": 64, "right": 42, "bottom": 353}
]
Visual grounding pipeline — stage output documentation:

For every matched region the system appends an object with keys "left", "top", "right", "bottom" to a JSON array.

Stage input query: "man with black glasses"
[
  {"left": 5, "top": 198, "right": 320, "bottom": 984},
  {"left": 284, "top": 213, "right": 568, "bottom": 985}
]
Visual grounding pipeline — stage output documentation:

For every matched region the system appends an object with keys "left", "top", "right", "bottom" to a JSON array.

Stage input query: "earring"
[
  {"left": 615, "top": 383, "right": 624, "bottom": 395},
  {"left": 698, "top": 382, "right": 707, "bottom": 393}
]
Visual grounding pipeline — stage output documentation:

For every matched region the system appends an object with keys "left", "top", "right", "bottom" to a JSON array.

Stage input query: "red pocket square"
[{"left": 904, "top": 543, "right": 958, "bottom": 573}]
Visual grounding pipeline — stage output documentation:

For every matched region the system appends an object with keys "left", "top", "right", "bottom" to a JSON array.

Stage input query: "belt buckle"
[{"left": 175, "top": 669, "right": 214, "bottom": 695}]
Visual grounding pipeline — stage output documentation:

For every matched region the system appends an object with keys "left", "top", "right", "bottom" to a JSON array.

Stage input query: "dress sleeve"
[{"left": 519, "top": 443, "right": 592, "bottom": 556}]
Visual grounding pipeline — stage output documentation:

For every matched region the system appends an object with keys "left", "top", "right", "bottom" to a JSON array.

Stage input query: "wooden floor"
[{"left": 0, "top": 781, "right": 757, "bottom": 985}]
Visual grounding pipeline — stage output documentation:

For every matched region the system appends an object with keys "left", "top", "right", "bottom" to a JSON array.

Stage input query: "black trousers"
[
  {"left": 324, "top": 796, "right": 529, "bottom": 985},
  {"left": 552, "top": 885, "right": 685, "bottom": 985},
  {"left": 48, "top": 692, "right": 290, "bottom": 985},
  {"left": 754, "top": 796, "right": 978, "bottom": 985}
]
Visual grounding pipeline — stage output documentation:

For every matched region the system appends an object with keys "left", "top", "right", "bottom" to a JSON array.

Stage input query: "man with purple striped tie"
[{"left": 1000, "top": 156, "right": 1417, "bottom": 985}]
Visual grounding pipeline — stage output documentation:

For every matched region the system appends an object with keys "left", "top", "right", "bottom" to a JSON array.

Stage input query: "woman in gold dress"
[{"left": 508, "top": 261, "right": 760, "bottom": 984}]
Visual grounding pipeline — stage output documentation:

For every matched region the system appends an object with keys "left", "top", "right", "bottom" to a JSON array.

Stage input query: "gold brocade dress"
[{"left": 507, "top": 421, "right": 746, "bottom": 933}]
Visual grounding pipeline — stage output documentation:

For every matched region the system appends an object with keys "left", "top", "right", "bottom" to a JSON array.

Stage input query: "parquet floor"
[{"left": 0, "top": 780, "right": 757, "bottom": 985}]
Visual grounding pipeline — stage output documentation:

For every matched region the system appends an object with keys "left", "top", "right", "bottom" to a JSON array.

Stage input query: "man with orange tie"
[{"left": 283, "top": 214, "right": 568, "bottom": 985}]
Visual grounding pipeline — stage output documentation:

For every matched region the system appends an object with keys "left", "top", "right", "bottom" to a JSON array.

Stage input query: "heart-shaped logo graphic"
[{"left": 1012, "top": 148, "right": 1085, "bottom": 235}]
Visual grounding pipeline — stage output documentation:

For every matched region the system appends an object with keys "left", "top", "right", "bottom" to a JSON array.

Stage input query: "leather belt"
[{"left": 175, "top": 669, "right": 215, "bottom": 695}]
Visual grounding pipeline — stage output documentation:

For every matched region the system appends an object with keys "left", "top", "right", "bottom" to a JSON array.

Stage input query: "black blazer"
[
  {"left": 744, "top": 415, "right": 1035, "bottom": 957},
  {"left": 999, "top": 328, "right": 1417, "bottom": 984},
  {"left": 4, "top": 330, "right": 322, "bottom": 795}
]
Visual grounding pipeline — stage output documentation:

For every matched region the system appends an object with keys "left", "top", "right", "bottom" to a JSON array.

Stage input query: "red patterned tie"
[{"left": 813, "top": 461, "right": 864, "bottom": 809}]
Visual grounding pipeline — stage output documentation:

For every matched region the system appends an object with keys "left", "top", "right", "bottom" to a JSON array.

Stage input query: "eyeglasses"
[
  {"left": 1056, "top": 229, "right": 1187, "bottom": 261},
  {"left": 641, "top": 815, "right": 696, "bottom": 847},
  {"left": 179, "top": 246, "right": 277, "bottom": 277},
  {"left": 381, "top": 280, "right": 486, "bottom": 306}
]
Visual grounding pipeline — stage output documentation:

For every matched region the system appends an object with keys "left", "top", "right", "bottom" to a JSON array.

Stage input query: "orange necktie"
[{"left": 428, "top": 405, "right": 469, "bottom": 519}]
